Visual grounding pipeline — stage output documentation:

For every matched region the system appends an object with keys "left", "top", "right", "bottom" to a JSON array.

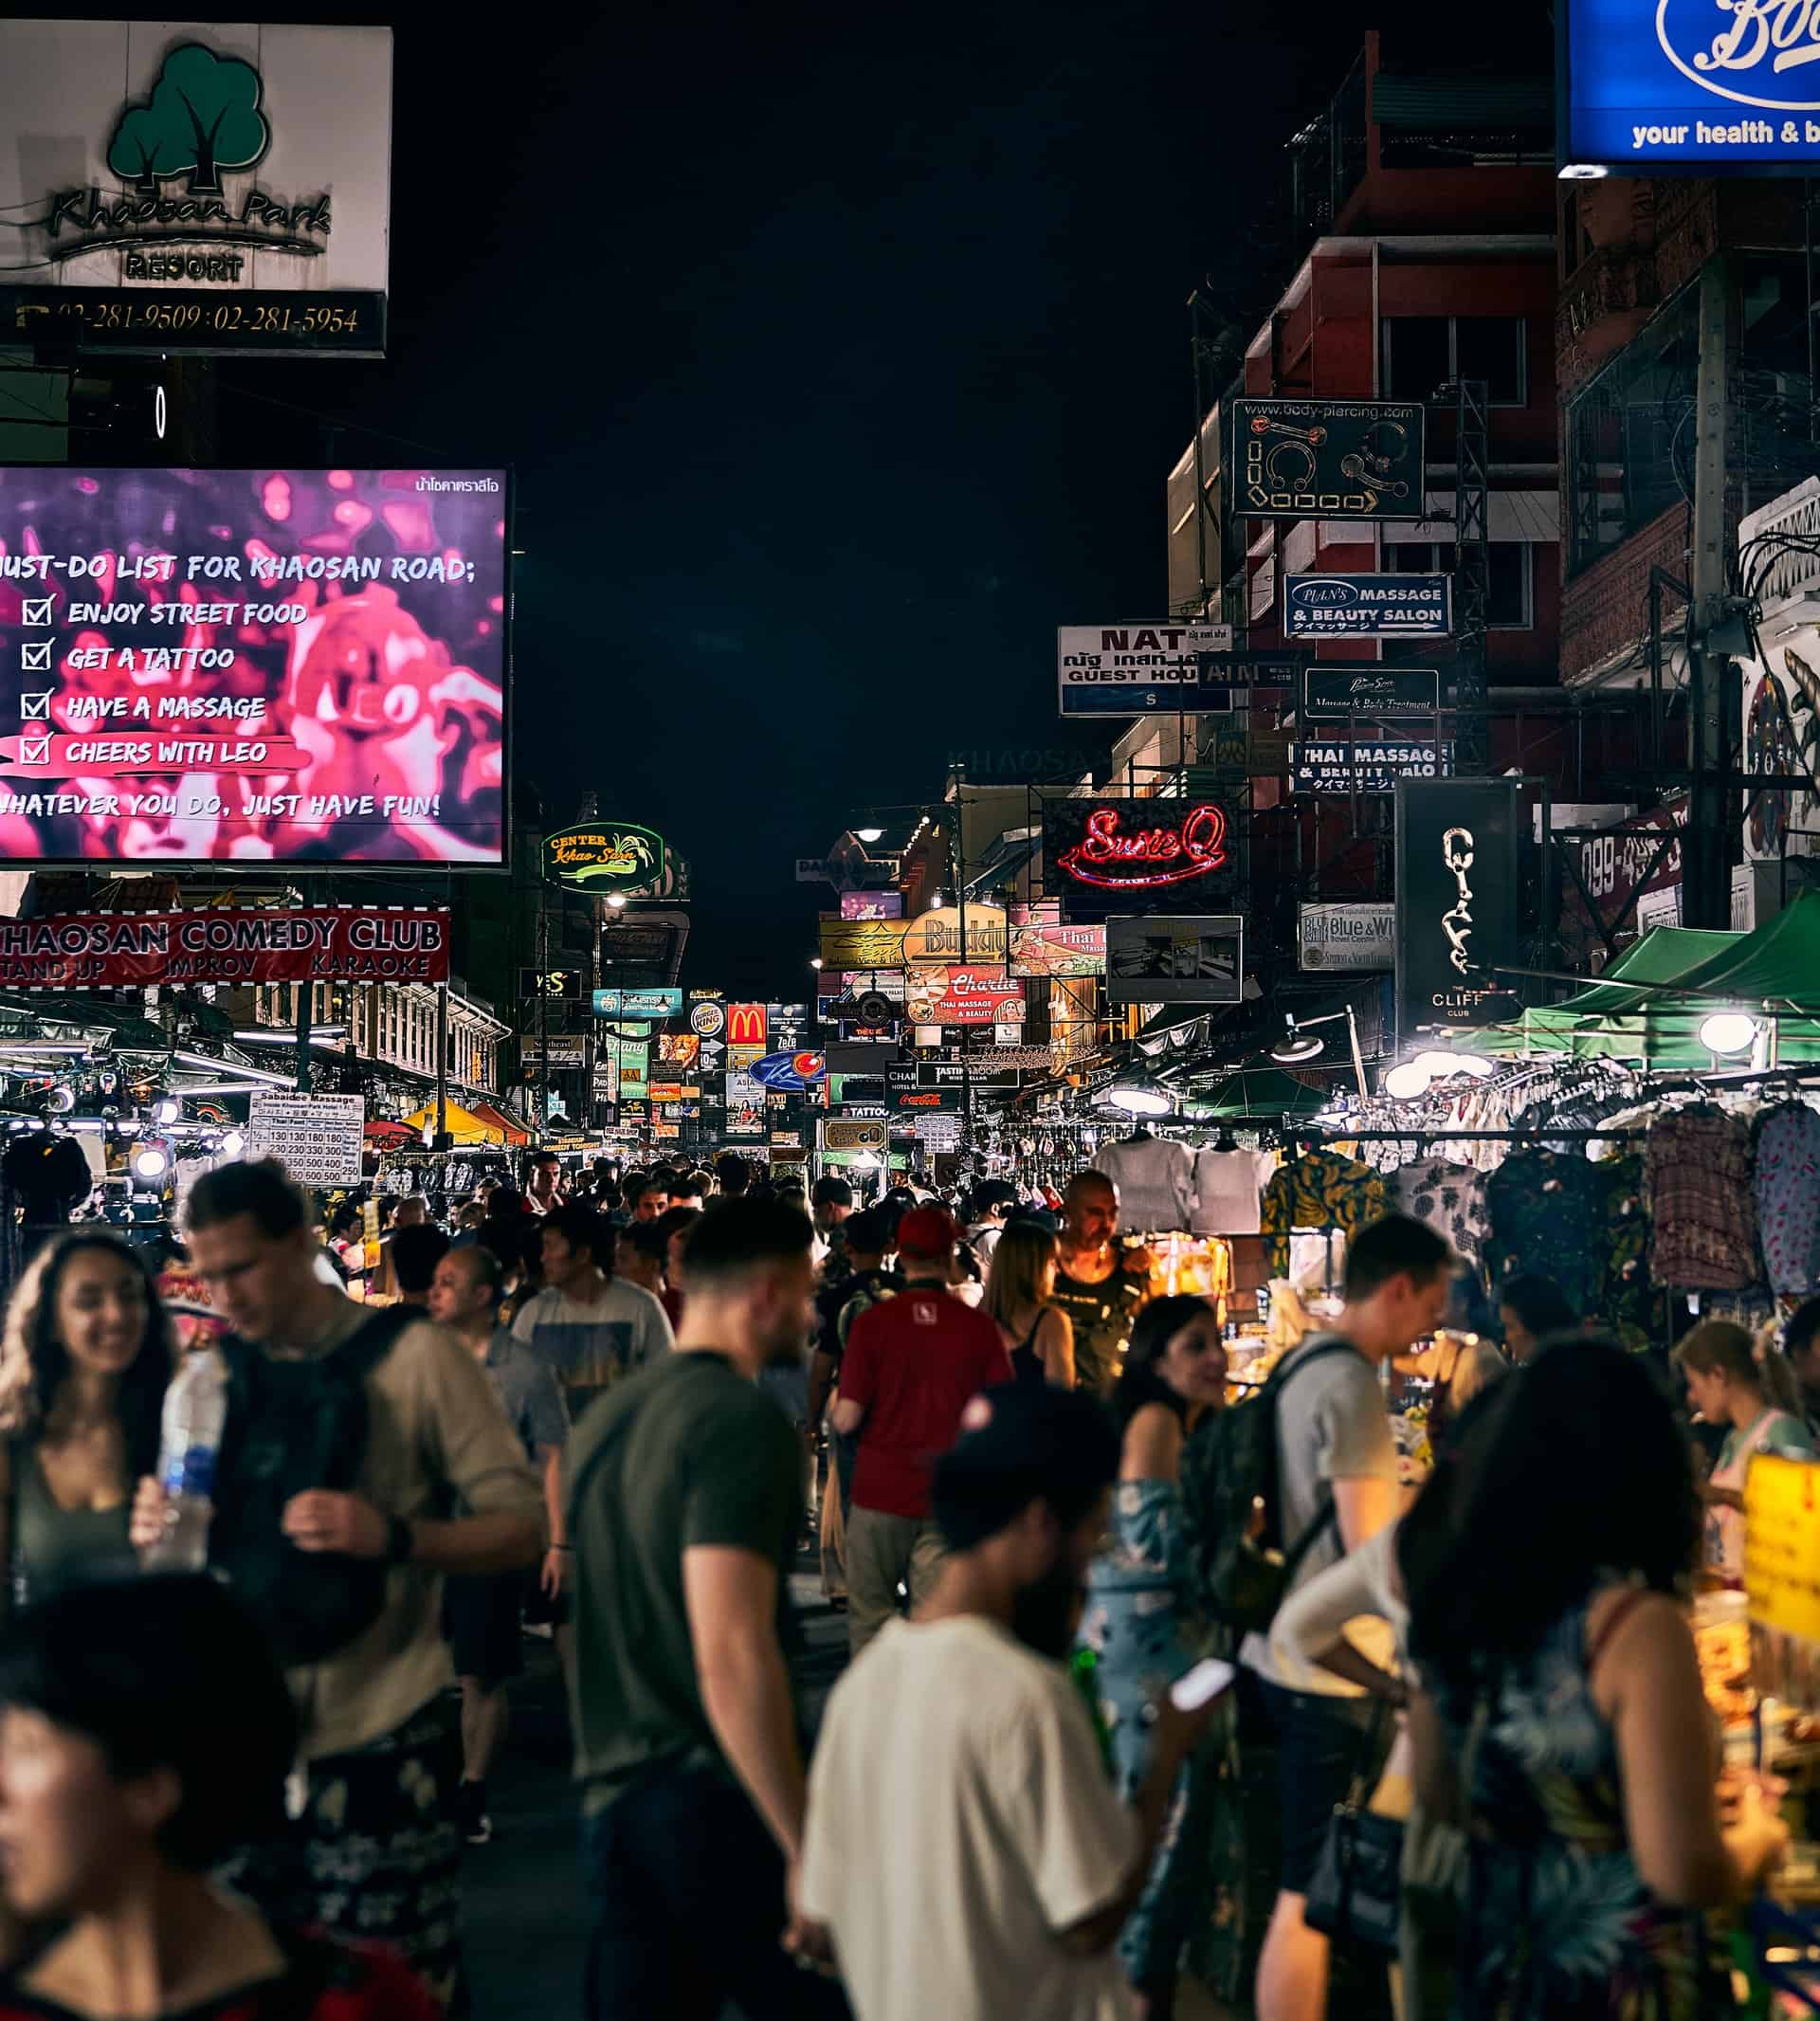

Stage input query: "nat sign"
[
  {"left": 0, "top": 905, "right": 447, "bottom": 988},
  {"left": 1041, "top": 796, "right": 1238, "bottom": 920},
  {"left": 0, "top": 466, "right": 506, "bottom": 864}
]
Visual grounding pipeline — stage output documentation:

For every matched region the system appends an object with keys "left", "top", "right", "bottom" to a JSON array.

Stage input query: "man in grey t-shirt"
[{"left": 1247, "top": 1213, "right": 1451, "bottom": 2021}]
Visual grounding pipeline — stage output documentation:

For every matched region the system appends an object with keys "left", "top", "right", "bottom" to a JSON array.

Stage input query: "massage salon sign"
[{"left": 1561, "top": 0, "right": 1820, "bottom": 173}]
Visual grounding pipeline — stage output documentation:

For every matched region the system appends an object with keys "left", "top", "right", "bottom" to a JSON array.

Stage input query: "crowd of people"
[{"left": 0, "top": 1144, "right": 1806, "bottom": 2021}]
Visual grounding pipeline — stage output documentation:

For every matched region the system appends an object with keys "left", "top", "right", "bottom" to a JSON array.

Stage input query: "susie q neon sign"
[{"left": 1054, "top": 803, "right": 1229, "bottom": 890}]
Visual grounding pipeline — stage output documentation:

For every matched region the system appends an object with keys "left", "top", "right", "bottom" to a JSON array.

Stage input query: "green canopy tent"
[
  {"left": 1185, "top": 1057, "right": 1331, "bottom": 1120},
  {"left": 1440, "top": 894, "right": 1820, "bottom": 1065}
]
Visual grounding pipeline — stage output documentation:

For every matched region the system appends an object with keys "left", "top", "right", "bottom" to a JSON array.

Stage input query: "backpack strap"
[{"left": 1267, "top": 1338, "right": 1366, "bottom": 1572}]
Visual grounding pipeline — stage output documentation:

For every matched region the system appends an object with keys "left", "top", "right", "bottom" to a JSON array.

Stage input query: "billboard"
[
  {"left": 1395, "top": 779, "right": 1524, "bottom": 1039},
  {"left": 1231, "top": 400, "right": 1427, "bottom": 520},
  {"left": 726, "top": 1003, "right": 767, "bottom": 1047},
  {"left": 246, "top": 1091, "right": 363, "bottom": 1187},
  {"left": 1056, "top": 623, "right": 1235, "bottom": 717},
  {"left": 1284, "top": 574, "right": 1451, "bottom": 640},
  {"left": 1299, "top": 902, "right": 1396, "bottom": 972},
  {"left": 1008, "top": 919, "right": 1106, "bottom": 977},
  {"left": 616, "top": 1038, "right": 649, "bottom": 1100},
  {"left": 840, "top": 890, "right": 903, "bottom": 919},
  {"left": 900, "top": 904, "right": 1008, "bottom": 966},
  {"left": 1742, "top": 629, "right": 1820, "bottom": 864},
  {"left": 1105, "top": 916, "right": 1245, "bottom": 1005},
  {"left": 543, "top": 821, "right": 665, "bottom": 894},
  {"left": 592, "top": 988, "right": 682, "bottom": 1018},
  {"left": 0, "top": 905, "right": 446, "bottom": 989},
  {"left": 1292, "top": 740, "right": 1456, "bottom": 793},
  {"left": 1560, "top": 0, "right": 1820, "bottom": 175},
  {"left": 1301, "top": 667, "right": 1441, "bottom": 720},
  {"left": 903, "top": 967, "right": 1026, "bottom": 1027},
  {"left": 0, "top": 22, "right": 391, "bottom": 355},
  {"left": 818, "top": 919, "right": 909, "bottom": 970},
  {"left": 1042, "top": 797, "right": 1238, "bottom": 920},
  {"left": 0, "top": 466, "right": 504, "bottom": 864}
]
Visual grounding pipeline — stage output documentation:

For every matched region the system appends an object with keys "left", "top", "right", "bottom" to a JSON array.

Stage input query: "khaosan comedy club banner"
[
  {"left": 0, "top": 906, "right": 450, "bottom": 990},
  {"left": 0, "top": 467, "right": 506, "bottom": 863}
]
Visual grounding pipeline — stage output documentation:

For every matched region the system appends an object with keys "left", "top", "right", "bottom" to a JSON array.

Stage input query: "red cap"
[{"left": 895, "top": 1206, "right": 957, "bottom": 1261}]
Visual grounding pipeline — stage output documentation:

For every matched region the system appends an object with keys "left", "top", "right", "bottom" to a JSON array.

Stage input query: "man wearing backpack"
[
  {"left": 131, "top": 1159, "right": 544, "bottom": 2012},
  {"left": 1239, "top": 1214, "right": 1450, "bottom": 2021}
]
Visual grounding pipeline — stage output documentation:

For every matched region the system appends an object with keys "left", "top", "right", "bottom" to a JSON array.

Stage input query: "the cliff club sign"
[{"left": 1562, "top": 0, "right": 1820, "bottom": 172}]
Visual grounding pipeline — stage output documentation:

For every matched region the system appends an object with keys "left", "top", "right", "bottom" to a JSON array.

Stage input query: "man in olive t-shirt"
[{"left": 568, "top": 1197, "right": 849, "bottom": 2021}]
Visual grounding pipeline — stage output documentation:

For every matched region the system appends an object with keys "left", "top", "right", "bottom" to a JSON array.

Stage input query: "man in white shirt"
[{"left": 799, "top": 1384, "right": 1217, "bottom": 2021}]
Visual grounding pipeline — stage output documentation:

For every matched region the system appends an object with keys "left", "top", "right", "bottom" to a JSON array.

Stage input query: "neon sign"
[{"left": 1054, "top": 803, "right": 1228, "bottom": 890}]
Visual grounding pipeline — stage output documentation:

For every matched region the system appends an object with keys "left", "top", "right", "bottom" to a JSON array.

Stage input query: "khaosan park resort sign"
[
  {"left": 543, "top": 822, "right": 667, "bottom": 895},
  {"left": 1560, "top": 0, "right": 1820, "bottom": 174},
  {"left": 0, "top": 21, "right": 392, "bottom": 355}
]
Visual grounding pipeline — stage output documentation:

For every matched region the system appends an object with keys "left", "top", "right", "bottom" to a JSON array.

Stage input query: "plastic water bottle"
[{"left": 143, "top": 1349, "right": 228, "bottom": 1572}]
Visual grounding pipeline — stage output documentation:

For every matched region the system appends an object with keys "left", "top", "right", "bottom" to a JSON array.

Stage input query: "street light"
[
  {"left": 855, "top": 827, "right": 884, "bottom": 844},
  {"left": 810, "top": 956, "right": 825, "bottom": 971},
  {"left": 1383, "top": 1059, "right": 1433, "bottom": 1101},
  {"left": 1698, "top": 1010, "right": 1757, "bottom": 1057},
  {"left": 1107, "top": 1084, "right": 1172, "bottom": 1118},
  {"left": 606, "top": 893, "right": 628, "bottom": 911}
]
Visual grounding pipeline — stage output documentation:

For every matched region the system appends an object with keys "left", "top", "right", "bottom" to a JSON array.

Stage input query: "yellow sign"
[
  {"left": 900, "top": 903, "right": 1008, "bottom": 966},
  {"left": 819, "top": 917, "right": 909, "bottom": 969},
  {"left": 1745, "top": 1452, "right": 1820, "bottom": 1642}
]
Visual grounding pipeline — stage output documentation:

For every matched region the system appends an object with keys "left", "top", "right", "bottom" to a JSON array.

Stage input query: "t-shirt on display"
[
  {"left": 1190, "top": 1148, "right": 1269, "bottom": 1235},
  {"left": 801, "top": 1614, "right": 1138, "bottom": 2021},
  {"left": 1095, "top": 1134, "right": 1195, "bottom": 1233}
]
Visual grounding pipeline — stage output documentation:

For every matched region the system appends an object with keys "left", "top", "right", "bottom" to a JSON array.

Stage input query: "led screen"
[{"left": 0, "top": 466, "right": 506, "bottom": 862}]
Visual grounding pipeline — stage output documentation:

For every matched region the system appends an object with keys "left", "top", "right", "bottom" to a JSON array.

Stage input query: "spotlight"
[
  {"left": 154, "top": 1097, "right": 181, "bottom": 1124},
  {"left": 1699, "top": 1011, "right": 1757, "bottom": 1057},
  {"left": 1107, "top": 1085, "right": 1171, "bottom": 1117},
  {"left": 855, "top": 827, "right": 884, "bottom": 844},
  {"left": 1383, "top": 1060, "right": 1433, "bottom": 1101},
  {"left": 130, "top": 1146, "right": 169, "bottom": 1181},
  {"left": 220, "top": 1130, "right": 246, "bottom": 1157}
]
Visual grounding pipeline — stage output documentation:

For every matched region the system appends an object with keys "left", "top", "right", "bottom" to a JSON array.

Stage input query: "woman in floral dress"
[
  {"left": 1405, "top": 1341, "right": 1789, "bottom": 2020},
  {"left": 1076, "top": 1295, "right": 1230, "bottom": 2020}
]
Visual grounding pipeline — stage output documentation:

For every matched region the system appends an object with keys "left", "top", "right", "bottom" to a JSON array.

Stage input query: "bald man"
[{"left": 1047, "top": 1172, "right": 1151, "bottom": 1393}]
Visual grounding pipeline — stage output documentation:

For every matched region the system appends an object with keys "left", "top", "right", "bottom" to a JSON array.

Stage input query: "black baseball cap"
[{"left": 931, "top": 1383, "right": 1120, "bottom": 1552}]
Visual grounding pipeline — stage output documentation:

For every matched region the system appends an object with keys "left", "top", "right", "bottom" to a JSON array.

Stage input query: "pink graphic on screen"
[{"left": 0, "top": 467, "right": 506, "bottom": 864}]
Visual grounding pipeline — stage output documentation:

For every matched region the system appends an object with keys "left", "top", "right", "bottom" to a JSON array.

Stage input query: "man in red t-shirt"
[{"left": 832, "top": 1207, "right": 1012, "bottom": 1656}]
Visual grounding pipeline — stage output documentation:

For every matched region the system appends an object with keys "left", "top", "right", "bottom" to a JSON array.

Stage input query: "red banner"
[{"left": 0, "top": 907, "right": 449, "bottom": 989}]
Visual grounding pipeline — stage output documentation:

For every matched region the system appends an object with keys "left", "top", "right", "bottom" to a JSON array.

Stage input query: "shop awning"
[
  {"left": 467, "top": 1099, "right": 531, "bottom": 1146},
  {"left": 1189, "top": 1058, "right": 1331, "bottom": 1120},
  {"left": 402, "top": 1100, "right": 509, "bottom": 1146},
  {"left": 1444, "top": 897, "right": 1820, "bottom": 1064}
]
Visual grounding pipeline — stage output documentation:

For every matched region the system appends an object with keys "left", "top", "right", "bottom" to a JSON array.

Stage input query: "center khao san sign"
[
  {"left": 544, "top": 821, "right": 666, "bottom": 894},
  {"left": 1042, "top": 797, "right": 1237, "bottom": 921}
]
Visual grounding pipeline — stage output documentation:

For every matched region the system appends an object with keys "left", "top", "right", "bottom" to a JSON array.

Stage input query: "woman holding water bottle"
[{"left": 0, "top": 1231, "right": 173, "bottom": 1611}]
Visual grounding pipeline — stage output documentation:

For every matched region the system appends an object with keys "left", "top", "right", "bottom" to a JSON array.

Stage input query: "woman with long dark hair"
[
  {"left": 0, "top": 1230, "right": 172, "bottom": 1611},
  {"left": 1077, "top": 1296, "right": 1228, "bottom": 2018},
  {"left": 0, "top": 1575, "right": 435, "bottom": 2019},
  {"left": 1407, "top": 1338, "right": 1788, "bottom": 2020}
]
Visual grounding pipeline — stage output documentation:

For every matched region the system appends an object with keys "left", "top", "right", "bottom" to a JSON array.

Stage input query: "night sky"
[{"left": 227, "top": 2, "right": 1514, "bottom": 995}]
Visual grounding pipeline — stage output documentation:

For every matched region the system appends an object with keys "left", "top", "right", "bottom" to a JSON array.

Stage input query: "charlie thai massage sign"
[{"left": 1040, "top": 796, "right": 1239, "bottom": 923}]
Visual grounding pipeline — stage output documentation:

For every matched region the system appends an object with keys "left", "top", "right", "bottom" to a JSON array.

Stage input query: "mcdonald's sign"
[{"left": 727, "top": 1003, "right": 767, "bottom": 1047}]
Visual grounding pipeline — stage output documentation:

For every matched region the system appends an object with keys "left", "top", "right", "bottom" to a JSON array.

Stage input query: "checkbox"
[
  {"left": 20, "top": 642, "right": 49, "bottom": 672},
  {"left": 18, "top": 737, "right": 49, "bottom": 765},
  {"left": 19, "top": 692, "right": 48, "bottom": 720},
  {"left": 21, "top": 598, "right": 51, "bottom": 628}
]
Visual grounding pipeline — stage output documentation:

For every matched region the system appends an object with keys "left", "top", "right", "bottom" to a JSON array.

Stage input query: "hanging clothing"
[
  {"left": 1483, "top": 1148, "right": 1610, "bottom": 1315},
  {"left": 1190, "top": 1148, "right": 1269, "bottom": 1236},
  {"left": 1387, "top": 1159, "right": 1488, "bottom": 1265},
  {"left": 1595, "top": 1151, "right": 1656, "bottom": 1353},
  {"left": 1755, "top": 1103, "right": 1820, "bottom": 1298},
  {"left": 1096, "top": 1134, "right": 1195, "bottom": 1234},
  {"left": 1259, "top": 1150, "right": 1387, "bottom": 1280},
  {"left": 1646, "top": 1109, "right": 1759, "bottom": 1291}
]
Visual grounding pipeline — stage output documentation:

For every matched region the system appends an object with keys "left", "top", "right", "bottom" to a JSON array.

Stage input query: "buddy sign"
[
  {"left": 0, "top": 22, "right": 392, "bottom": 355},
  {"left": 1561, "top": 0, "right": 1820, "bottom": 173}
]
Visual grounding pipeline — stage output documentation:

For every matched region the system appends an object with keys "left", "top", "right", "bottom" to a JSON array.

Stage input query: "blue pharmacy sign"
[
  {"left": 1561, "top": 0, "right": 1820, "bottom": 174},
  {"left": 592, "top": 988, "right": 682, "bottom": 1018},
  {"left": 1283, "top": 574, "right": 1451, "bottom": 641}
]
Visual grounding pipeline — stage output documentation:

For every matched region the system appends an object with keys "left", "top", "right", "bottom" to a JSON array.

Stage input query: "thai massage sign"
[
  {"left": 1041, "top": 796, "right": 1238, "bottom": 921},
  {"left": 903, "top": 967, "right": 1026, "bottom": 1027},
  {"left": 1560, "top": 0, "right": 1820, "bottom": 173},
  {"left": 544, "top": 821, "right": 666, "bottom": 894}
]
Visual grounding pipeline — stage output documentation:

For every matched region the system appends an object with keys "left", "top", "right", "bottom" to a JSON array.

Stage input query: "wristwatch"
[{"left": 385, "top": 1514, "right": 416, "bottom": 1566}]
